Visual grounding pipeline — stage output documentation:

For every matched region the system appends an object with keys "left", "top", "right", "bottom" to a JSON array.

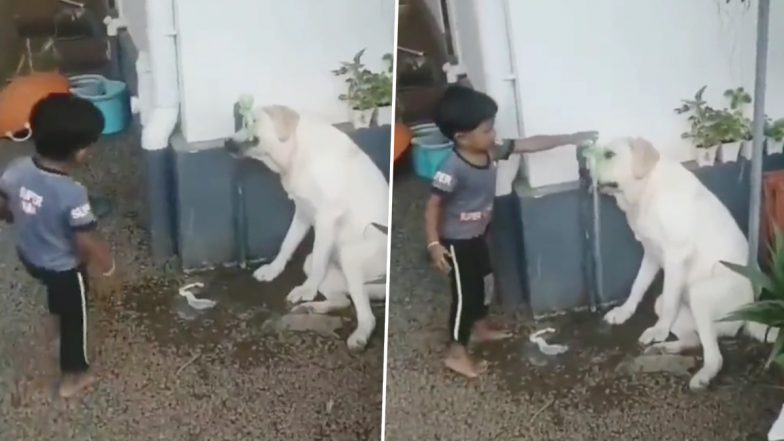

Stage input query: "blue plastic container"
[
  {"left": 410, "top": 123, "right": 453, "bottom": 180},
  {"left": 69, "top": 74, "right": 130, "bottom": 135}
]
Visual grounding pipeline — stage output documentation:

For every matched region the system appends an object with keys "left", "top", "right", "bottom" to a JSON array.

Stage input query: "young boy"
[
  {"left": 0, "top": 93, "right": 115, "bottom": 398},
  {"left": 425, "top": 85, "right": 597, "bottom": 378}
]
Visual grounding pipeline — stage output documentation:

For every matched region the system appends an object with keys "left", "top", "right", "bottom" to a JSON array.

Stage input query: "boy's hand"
[
  {"left": 570, "top": 131, "right": 599, "bottom": 146},
  {"left": 91, "top": 268, "right": 125, "bottom": 302},
  {"left": 428, "top": 242, "right": 451, "bottom": 274}
]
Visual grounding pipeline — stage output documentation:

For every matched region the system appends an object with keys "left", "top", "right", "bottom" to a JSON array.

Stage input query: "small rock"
[
  {"left": 617, "top": 354, "right": 696, "bottom": 376},
  {"left": 269, "top": 313, "right": 344, "bottom": 338}
]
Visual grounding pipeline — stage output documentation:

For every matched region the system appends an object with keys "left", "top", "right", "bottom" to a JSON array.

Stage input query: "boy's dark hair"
[
  {"left": 432, "top": 85, "right": 498, "bottom": 141},
  {"left": 30, "top": 93, "right": 104, "bottom": 161}
]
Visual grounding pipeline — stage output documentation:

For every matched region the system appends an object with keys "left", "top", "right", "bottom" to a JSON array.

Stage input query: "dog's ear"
[
  {"left": 630, "top": 137, "right": 659, "bottom": 179},
  {"left": 263, "top": 105, "right": 300, "bottom": 143}
]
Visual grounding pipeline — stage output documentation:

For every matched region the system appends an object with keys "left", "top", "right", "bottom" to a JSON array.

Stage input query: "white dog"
[
  {"left": 224, "top": 105, "right": 388, "bottom": 350},
  {"left": 593, "top": 137, "right": 775, "bottom": 390}
]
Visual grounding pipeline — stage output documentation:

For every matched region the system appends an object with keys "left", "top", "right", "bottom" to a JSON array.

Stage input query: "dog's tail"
[{"left": 744, "top": 321, "right": 779, "bottom": 343}]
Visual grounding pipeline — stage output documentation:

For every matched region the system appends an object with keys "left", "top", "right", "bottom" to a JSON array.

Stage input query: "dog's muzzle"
[
  {"left": 224, "top": 138, "right": 256, "bottom": 158},
  {"left": 597, "top": 181, "right": 620, "bottom": 194}
]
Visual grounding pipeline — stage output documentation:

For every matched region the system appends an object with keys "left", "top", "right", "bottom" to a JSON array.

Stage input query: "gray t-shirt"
[
  {"left": 431, "top": 143, "right": 513, "bottom": 240},
  {"left": 0, "top": 157, "right": 97, "bottom": 271}
]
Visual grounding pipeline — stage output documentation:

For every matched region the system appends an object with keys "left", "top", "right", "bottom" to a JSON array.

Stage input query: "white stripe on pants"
[
  {"left": 449, "top": 245, "right": 463, "bottom": 341},
  {"left": 77, "top": 272, "right": 89, "bottom": 365}
]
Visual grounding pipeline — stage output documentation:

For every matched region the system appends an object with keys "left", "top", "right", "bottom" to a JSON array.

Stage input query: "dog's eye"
[{"left": 604, "top": 151, "right": 615, "bottom": 159}]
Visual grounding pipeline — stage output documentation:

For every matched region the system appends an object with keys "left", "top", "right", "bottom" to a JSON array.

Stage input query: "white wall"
[
  {"left": 117, "top": 0, "right": 148, "bottom": 51},
  {"left": 173, "top": 0, "right": 395, "bottom": 143},
  {"left": 497, "top": 0, "right": 784, "bottom": 188}
]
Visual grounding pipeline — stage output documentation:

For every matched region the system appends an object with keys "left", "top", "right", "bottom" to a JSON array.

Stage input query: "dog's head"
[
  {"left": 590, "top": 137, "right": 660, "bottom": 193},
  {"left": 224, "top": 105, "right": 300, "bottom": 169}
]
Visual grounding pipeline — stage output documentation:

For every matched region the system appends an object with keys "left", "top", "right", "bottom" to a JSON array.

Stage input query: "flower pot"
[
  {"left": 767, "top": 138, "right": 784, "bottom": 156},
  {"left": 375, "top": 105, "right": 392, "bottom": 126},
  {"left": 695, "top": 145, "right": 718, "bottom": 167},
  {"left": 351, "top": 108, "right": 375, "bottom": 129},
  {"left": 719, "top": 141, "right": 742, "bottom": 163}
]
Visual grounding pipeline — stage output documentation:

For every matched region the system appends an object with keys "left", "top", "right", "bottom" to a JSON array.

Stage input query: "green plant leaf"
[
  {"left": 370, "top": 222, "right": 388, "bottom": 235},
  {"left": 353, "top": 48, "right": 366, "bottom": 64},
  {"left": 695, "top": 85, "right": 707, "bottom": 101},
  {"left": 721, "top": 261, "right": 775, "bottom": 293},
  {"left": 774, "top": 351, "right": 784, "bottom": 370},
  {"left": 766, "top": 331, "right": 784, "bottom": 369},
  {"left": 720, "top": 300, "right": 784, "bottom": 327}
]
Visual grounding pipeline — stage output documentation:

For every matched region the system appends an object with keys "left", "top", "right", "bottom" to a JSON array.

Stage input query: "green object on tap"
[
  {"left": 581, "top": 140, "right": 605, "bottom": 173},
  {"left": 238, "top": 94, "right": 256, "bottom": 135}
]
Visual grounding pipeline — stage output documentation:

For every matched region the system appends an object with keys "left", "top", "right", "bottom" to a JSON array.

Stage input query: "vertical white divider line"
[{"left": 380, "top": 1, "right": 401, "bottom": 439}]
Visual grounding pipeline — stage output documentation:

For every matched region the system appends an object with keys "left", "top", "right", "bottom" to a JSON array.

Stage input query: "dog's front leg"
[
  {"left": 286, "top": 213, "right": 337, "bottom": 304},
  {"left": 605, "top": 251, "right": 660, "bottom": 325},
  {"left": 253, "top": 208, "right": 311, "bottom": 282},
  {"left": 639, "top": 250, "right": 687, "bottom": 345}
]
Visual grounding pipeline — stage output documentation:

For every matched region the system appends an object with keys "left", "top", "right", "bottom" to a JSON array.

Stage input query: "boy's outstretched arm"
[{"left": 510, "top": 131, "right": 598, "bottom": 154}]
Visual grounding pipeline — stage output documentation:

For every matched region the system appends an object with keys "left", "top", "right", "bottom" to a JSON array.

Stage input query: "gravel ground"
[
  {"left": 0, "top": 132, "right": 383, "bottom": 440},
  {"left": 384, "top": 170, "right": 784, "bottom": 441}
]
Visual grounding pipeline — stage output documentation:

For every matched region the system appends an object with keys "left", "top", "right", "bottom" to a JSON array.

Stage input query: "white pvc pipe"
[
  {"left": 132, "top": 51, "right": 152, "bottom": 126},
  {"left": 141, "top": 0, "right": 179, "bottom": 151}
]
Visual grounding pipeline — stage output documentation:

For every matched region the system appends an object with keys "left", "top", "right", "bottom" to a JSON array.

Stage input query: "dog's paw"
[
  {"left": 253, "top": 261, "right": 284, "bottom": 282},
  {"left": 638, "top": 325, "right": 670, "bottom": 345},
  {"left": 688, "top": 368, "right": 714, "bottom": 391},
  {"left": 603, "top": 305, "right": 634, "bottom": 325},
  {"left": 286, "top": 284, "right": 318, "bottom": 304},
  {"left": 290, "top": 303, "right": 314, "bottom": 314},
  {"left": 347, "top": 331, "right": 369, "bottom": 352}
]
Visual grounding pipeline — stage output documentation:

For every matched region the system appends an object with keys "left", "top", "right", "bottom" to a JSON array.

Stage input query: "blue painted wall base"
[
  {"left": 503, "top": 156, "right": 784, "bottom": 317},
  {"left": 171, "top": 126, "right": 391, "bottom": 271}
]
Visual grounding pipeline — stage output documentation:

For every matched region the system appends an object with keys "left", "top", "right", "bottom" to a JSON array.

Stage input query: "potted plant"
[
  {"left": 723, "top": 87, "right": 753, "bottom": 160},
  {"left": 332, "top": 49, "right": 393, "bottom": 129},
  {"left": 766, "top": 117, "right": 784, "bottom": 155},
  {"left": 721, "top": 230, "right": 784, "bottom": 371},
  {"left": 676, "top": 86, "right": 753, "bottom": 165},
  {"left": 676, "top": 86, "right": 720, "bottom": 166},
  {"left": 710, "top": 107, "right": 749, "bottom": 163}
]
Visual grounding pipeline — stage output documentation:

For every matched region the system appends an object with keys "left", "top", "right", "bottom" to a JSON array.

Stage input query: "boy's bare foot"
[
  {"left": 472, "top": 319, "right": 513, "bottom": 343},
  {"left": 58, "top": 372, "right": 96, "bottom": 398},
  {"left": 444, "top": 345, "right": 487, "bottom": 378}
]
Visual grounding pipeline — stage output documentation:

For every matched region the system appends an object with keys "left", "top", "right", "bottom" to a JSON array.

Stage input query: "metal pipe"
[
  {"left": 234, "top": 171, "right": 248, "bottom": 269},
  {"left": 591, "top": 168, "right": 604, "bottom": 311},
  {"left": 576, "top": 145, "right": 600, "bottom": 311},
  {"left": 748, "top": 0, "right": 770, "bottom": 270},
  {"left": 232, "top": 103, "right": 249, "bottom": 269},
  {"left": 397, "top": 46, "right": 425, "bottom": 57}
]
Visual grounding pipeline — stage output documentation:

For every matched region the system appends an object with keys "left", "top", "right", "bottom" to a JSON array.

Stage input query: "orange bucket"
[
  {"left": 0, "top": 72, "right": 71, "bottom": 141},
  {"left": 394, "top": 122, "right": 412, "bottom": 163}
]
